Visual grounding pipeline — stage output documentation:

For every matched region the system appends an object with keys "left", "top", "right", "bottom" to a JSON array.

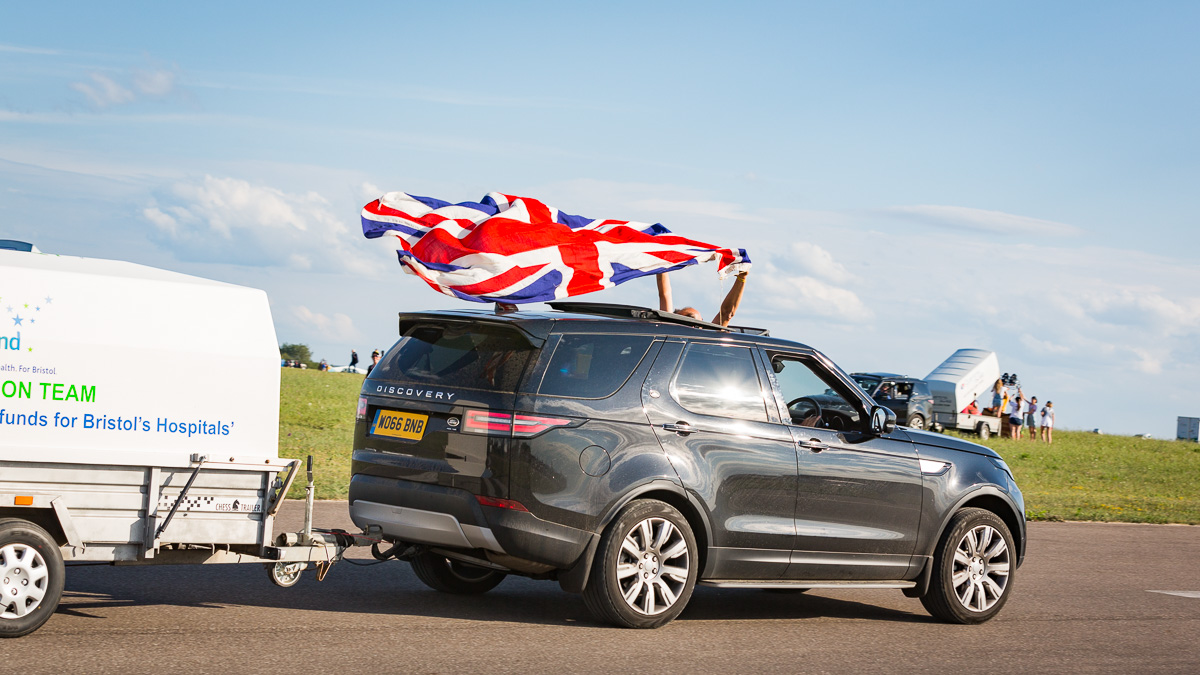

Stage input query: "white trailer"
[
  {"left": 925, "top": 349, "right": 1002, "bottom": 439},
  {"left": 0, "top": 250, "right": 364, "bottom": 637}
]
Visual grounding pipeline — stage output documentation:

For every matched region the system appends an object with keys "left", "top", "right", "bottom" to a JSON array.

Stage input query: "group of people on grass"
[{"left": 987, "top": 376, "right": 1055, "bottom": 443}]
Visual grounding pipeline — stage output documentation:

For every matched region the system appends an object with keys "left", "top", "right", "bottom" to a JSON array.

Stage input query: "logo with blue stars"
[{"left": 2, "top": 292, "right": 52, "bottom": 353}]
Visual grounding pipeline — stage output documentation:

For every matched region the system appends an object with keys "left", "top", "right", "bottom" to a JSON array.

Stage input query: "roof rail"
[{"left": 545, "top": 301, "right": 769, "bottom": 336}]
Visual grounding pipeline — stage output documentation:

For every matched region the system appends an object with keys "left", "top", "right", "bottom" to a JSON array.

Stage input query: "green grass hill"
[{"left": 278, "top": 368, "right": 1200, "bottom": 523}]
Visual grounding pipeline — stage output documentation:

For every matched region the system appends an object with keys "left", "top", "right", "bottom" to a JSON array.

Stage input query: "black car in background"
[
  {"left": 349, "top": 303, "right": 1025, "bottom": 628},
  {"left": 852, "top": 372, "right": 936, "bottom": 430}
]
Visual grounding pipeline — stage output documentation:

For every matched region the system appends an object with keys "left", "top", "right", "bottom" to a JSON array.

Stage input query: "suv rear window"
[
  {"left": 372, "top": 322, "right": 536, "bottom": 393},
  {"left": 539, "top": 334, "right": 654, "bottom": 399}
]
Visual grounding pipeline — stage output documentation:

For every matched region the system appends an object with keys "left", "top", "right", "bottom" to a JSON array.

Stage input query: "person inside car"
[{"left": 657, "top": 270, "right": 749, "bottom": 327}]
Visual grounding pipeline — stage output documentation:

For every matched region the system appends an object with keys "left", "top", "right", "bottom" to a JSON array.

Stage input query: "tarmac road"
[{"left": 3, "top": 502, "right": 1198, "bottom": 674}]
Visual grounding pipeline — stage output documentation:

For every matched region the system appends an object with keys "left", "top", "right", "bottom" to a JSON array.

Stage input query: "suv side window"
[
  {"left": 769, "top": 355, "right": 862, "bottom": 429},
  {"left": 893, "top": 382, "right": 912, "bottom": 400},
  {"left": 672, "top": 342, "right": 768, "bottom": 422},
  {"left": 539, "top": 334, "right": 654, "bottom": 399},
  {"left": 913, "top": 381, "right": 930, "bottom": 398}
]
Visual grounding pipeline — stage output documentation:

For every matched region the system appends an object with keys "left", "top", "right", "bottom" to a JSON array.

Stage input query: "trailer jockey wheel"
[{"left": 265, "top": 561, "right": 306, "bottom": 588}]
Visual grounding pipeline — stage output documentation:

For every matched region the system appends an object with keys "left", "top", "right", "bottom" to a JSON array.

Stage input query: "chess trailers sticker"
[{"left": 157, "top": 495, "right": 263, "bottom": 513}]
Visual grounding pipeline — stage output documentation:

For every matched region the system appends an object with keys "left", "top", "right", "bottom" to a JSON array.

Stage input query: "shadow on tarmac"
[{"left": 58, "top": 559, "right": 933, "bottom": 628}]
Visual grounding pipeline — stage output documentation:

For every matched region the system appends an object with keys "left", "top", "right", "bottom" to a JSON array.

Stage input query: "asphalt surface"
[{"left": 3, "top": 502, "right": 1198, "bottom": 674}]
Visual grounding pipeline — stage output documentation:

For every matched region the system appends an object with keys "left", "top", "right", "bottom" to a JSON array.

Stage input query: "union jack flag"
[{"left": 361, "top": 191, "right": 751, "bottom": 304}]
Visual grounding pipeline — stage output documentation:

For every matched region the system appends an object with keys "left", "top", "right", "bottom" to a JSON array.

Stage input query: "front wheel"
[
  {"left": 0, "top": 519, "right": 65, "bottom": 638},
  {"left": 920, "top": 508, "right": 1015, "bottom": 624},
  {"left": 410, "top": 552, "right": 506, "bottom": 594},
  {"left": 583, "top": 500, "right": 698, "bottom": 629}
]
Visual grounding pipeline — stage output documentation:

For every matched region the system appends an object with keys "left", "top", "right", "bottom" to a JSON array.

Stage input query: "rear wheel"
[
  {"left": 0, "top": 519, "right": 65, "bottom": 638},
  {"left": 410, "top": 552, "right": 506, "bottom": 594},
  {"left": 908, "top": 414, "right": 926, "bottom": 430},
  {"left": 920, "top": 508, "right": 1014, "bottom": 624},
  {"left": 583, "top": 500, "right": 698, "bottom": 629},
  {"left": 977, "top": 422, "right": 991, "bottom": 440}
]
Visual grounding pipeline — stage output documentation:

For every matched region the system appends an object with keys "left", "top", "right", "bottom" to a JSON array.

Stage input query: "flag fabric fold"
[{"left": 361, "top": 191, "right": 751, "bottom": 304}]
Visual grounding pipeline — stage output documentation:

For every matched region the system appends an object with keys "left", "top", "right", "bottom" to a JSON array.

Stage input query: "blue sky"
[{"left": 3, "top": 2, "right": 1198, "bottom": 437}]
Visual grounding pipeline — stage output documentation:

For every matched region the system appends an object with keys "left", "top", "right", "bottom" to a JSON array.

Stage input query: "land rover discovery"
[{"left": 349, "top": 302, "right": 1025, "bottom": 628}]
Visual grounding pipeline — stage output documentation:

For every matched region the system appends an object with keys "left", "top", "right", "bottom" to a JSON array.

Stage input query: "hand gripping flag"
[{"left": 361, "top": 191, "right": 751, "bottom": 304}]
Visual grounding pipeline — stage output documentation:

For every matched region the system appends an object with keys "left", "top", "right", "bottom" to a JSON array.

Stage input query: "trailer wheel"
[
  {"left": 977, "top": 422, "right": 991, "bottom": 440},
  {"left": 0, "top": 518, "right": 65, "bottom": 638},
  {"left": 265, "top": 561, "right": 307, "bottom": 588}
]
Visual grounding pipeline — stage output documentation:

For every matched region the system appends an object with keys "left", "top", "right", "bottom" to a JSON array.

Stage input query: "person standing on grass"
[
  {"left": 1026, "top": 396, "right": 1039, "bottom": 440},
  {"left": 1040, "top": 401, "right": 1055, "bottom": 444},
  {"left": 991, "top": 379, "right": 1006, "bottom": 416},
  {"left": 1008, "top": 389, "right": 1025, "bottom": 439}
]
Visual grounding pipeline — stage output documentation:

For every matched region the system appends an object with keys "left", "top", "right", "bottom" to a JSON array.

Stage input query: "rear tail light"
[
  {"left": 462, "top": 409, "right": 574, "bottom": 437},
  {"left": 356, "top": 396, "right": 368, "bottom": 420}
]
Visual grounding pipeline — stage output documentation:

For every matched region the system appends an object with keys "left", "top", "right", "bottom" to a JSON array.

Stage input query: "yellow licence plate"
[{"left": 371, "top": 410, "right": 429, "bottom": 441}]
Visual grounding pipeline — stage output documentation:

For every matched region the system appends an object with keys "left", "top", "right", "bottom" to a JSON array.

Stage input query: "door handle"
[
  {"left": 798, "top": 438, "right": 828, "bottom": 452},
  {"left": 662, "top": 422, "right": 694, "bottom": 435}
]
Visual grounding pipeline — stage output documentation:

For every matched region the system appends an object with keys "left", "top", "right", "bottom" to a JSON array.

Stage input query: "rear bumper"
[{"left": 349, "top": 474, "right": 591, "bottom": 569}]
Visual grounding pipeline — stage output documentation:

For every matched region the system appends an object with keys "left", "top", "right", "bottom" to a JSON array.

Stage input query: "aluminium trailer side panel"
[{"left": 0, "top": 458, "right": 283, "bottom": 562}]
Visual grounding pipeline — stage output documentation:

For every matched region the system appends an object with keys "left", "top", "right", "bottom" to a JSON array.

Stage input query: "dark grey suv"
[
  {"left": 851, "top": 373, "right": 936, "bottom": 430},
  {"left": 349, "top": 303, "right": 1025, "bottom": 628}
]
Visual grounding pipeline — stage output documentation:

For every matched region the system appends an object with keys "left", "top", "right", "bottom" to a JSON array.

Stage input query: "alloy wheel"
[
  {"left": 616, "top": 517, "right": 691, "bottom": 616},
  {"left": 951, "top": 524, "right": 1010, "bottom": 612}
]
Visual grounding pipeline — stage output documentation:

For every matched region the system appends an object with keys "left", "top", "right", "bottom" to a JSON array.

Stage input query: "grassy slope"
[
  {"left": 277, "top": 369, "right": 1200, "bottom": 522},
  {"left": 278, "top": 368, "right": 362, "bottom": 499},
  {"left": 975, "top": 431, "right": 1200, "bottom": 524}
]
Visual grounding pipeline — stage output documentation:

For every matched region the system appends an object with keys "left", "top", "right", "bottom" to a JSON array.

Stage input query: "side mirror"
[{"left": 870, "top": 405, "right": 897, "bottom": 435}]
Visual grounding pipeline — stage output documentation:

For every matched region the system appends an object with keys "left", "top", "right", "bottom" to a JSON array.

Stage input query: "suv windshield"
[
  {"left": 852, "top": 374, "right": 881, "bottom": 396},
  {"left": 372, "top": 322, "right": 536, "bottom": 393}
]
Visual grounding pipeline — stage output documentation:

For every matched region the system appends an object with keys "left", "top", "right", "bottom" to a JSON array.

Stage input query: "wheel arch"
[
  {"left": 932, "top": 487, "right": 1026, "bottom": 567},
  {"left": 558, "top": 480, "right": 713, "bottom": 594},
  {"left": 0, "top": 509, "right": 68, "bottom": 548}
]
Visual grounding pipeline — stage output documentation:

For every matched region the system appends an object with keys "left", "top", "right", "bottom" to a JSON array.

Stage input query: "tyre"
[
  {"left": 908, "top": 414, "right": 925, "bottom": 430},
  {"left": 977, "top": 422, "right": 991, "bottom": 440},
  {"left": 920, "top": 508, "right": 1014, "bottom": 624},
  {"left": 582, "top": 499, "right": 698, "bottom": 629},
  {"left": 0, "top": 518, "right": 65, "bottom": 638},
  {"left": 410, "top": 552, "right": 506, "bottom": 594}
]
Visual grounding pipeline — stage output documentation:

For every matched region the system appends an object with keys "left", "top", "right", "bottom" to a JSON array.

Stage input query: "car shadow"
[{"left": 58, "top": 561, "right": 933, "bottom": 628}]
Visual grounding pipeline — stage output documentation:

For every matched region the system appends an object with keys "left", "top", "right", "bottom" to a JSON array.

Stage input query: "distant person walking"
[
  {"left": 349, "top": 349, "right": 359, "bottom": 373},
  {"left": 1040, "top": 401, "right": 1055, "bottom": 444},
  {"left": 1026, "top": 396, "right": 1039, "bottom": 440}
]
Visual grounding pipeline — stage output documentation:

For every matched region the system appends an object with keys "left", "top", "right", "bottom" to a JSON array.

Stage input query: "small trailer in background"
[
  {"left": 925, "top": 348, "right": 1002, "bottom": 439},
  {"left": 0, "top": 250, "right": 366, "bottom": 637}
]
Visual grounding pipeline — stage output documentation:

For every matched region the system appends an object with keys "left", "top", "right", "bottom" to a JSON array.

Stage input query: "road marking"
[{"left": 1147, "top": 590, "right": 1200, "bottom": 598}]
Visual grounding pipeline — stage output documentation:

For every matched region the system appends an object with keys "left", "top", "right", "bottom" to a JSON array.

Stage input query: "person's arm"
[
  {"left": 712, "top": 272, "right": 749, "bottom": 327},
  {"left": 657, "top": 273, "right": 673, "bottom": 312}
]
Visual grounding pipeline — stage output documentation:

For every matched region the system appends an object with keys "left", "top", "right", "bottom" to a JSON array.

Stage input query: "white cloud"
[
  {"left": 289, "top": 305, "right": 359, "bottom": 343},
  {"left": 879, "top": 205, "right": 1083, "bottom": 236},
  {"left": 787, "top": 241, "right": 854, "bottom": 284},
  {"left": 144, "top": 175, "right": 384, "bottom": 274},
  {"left": 0, "top": 43, "right": 60, "bottom": 55},
  {"left": 754, "top": 268, "right": 872, "bottom": 323},
  {"left": 70, "top": 72, "right": 134, "bottom": 107},
  {"left": 630, "top": 198, "right": 769, "bottom": 223},
  {"left": 133, "top": 67, "right": 176, "bottom": 96},
  {"left": 142, "top": 206, "right": 178, "bottom": 233}
]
